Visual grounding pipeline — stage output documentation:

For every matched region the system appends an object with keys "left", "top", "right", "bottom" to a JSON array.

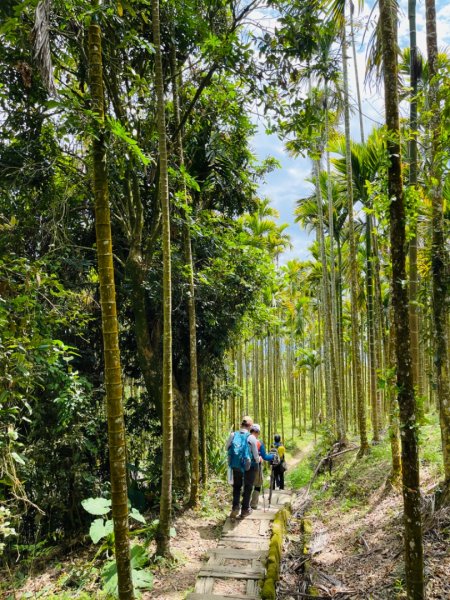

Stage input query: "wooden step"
[
  {"left": 198, "top": 564, "right": 265, "bottom": 579},
  {"left": 217, "top": 541, "right": 267, "bottom": 550},
  {"left": 240, "top": 510, "right": 277, "bottom": 520},
  {"left": 222, "top": 531, "right": 268, "bottom": 545},
  {"left": 207, "top": 548, "right": 268, "bottom": 560}
]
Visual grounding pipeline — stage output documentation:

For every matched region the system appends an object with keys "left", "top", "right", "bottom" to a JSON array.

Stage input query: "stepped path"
[{"left": 187, "top": 488, "right": 292, "bottom": 600}]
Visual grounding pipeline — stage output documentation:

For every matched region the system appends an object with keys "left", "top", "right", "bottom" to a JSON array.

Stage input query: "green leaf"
[
  {"left": 132, "top": 568, "right": 154, "bottom": 590},
  {"left": 89, "top": 518, "right": 113, "bottom": 544},
  {"left": 106, "top": 117, "right": 151, "bottom": 166},
  {"left": 102, "top": 555, "right": 153, "bottom": 595},
  {"left": 81, "top": 497, "right": 111, "bottom": 516},
  {"left": 102, "top": 560, "right": 118, "bottom": 595},
  {"left": 130, "top": 544, "right": 148, "bottom": 569},
  {"left": 11, "top": 452, "right": 25, "bottom": 466},
  {"left": 129, "top": 508, "right": 146, "bottom": 524},
  {"left": 170, "top": 527, "right": 177, "bottom": 538}
]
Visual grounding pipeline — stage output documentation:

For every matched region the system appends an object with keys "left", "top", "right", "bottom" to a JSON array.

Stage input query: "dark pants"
[
  {"left": 272, "top": 465, "right": 284, "bottom": 490},
  {"left": 232, "top": 466, "right": 257, "bottom": 510}
]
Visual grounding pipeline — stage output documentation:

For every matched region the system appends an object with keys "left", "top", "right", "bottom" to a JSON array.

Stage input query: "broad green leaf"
[
  {"left": 132, "top": 568, "right": 154, "bottom": 590},
  {"left": 89, "top": 518, "right": 113, "bottom": 543},
  {"left": 129, "top": 508, "right": 146, "bottom": 524},
  {"left": 89, "top": 518, "right": 106, "bottom": 544},
  {"left": 130, "top": 544, "right": 148, "bottom": 569},
  {"left": 102, "top": 560, "right": 118, "bottom": 595},
  {"left": 81, "top": 497, "right": 111, "bottom": 516}
]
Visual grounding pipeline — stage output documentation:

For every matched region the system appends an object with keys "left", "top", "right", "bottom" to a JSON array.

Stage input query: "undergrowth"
[{"left": 290, "top": 411, "right": 445, "bottom": 520}]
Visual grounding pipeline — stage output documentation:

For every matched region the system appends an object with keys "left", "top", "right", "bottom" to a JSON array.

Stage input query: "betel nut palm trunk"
[
  {"left": 425, "top": 0, "right": 450, "bottom": 490},
  {"left": 378, "top": 0, "right": 425, "bottom": 597},
  {"left": 152, "top": 0, "right": 174, "bottom": 557},
  {"left": 88, "top": 16, "right": 134, "bottom": 600},
  {"left": 341, "top": 20, "right": 369, "bottom": 454}
]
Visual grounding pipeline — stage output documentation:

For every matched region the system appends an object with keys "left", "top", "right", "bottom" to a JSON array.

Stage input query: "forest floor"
[{"left": 279, "top": 416, "right": 450, "bottom": 600}]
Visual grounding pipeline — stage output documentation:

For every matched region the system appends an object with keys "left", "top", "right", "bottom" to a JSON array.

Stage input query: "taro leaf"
[
  {"left": 89, "top": 518, "right": 106, "bottom": 544},
  {"left": 89, "top": 518, "right": 114, "bottom": 544},
  {"left": 132, "top": 568, "right": 154, "bottom": 590},
  {"left": 102, "top": 552, "right": 153, "bottom": 596},
  {"left": 129, "top": 508, "right": 146, "bottom": 524},
  {"left": 81, "top": 497, "right": 111, "bottom": 516},
  {"left": 102, "top": 560, "right": 118, "bottom": 596},
  {"left": 130, "top": 544, "right": 148, "bottom": 569}
]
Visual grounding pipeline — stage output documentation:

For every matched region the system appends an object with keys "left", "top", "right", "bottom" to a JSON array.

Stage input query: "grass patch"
[
  {"left": 286, "top": 460, "right": 314, "bottom": 489},
  {"left": 419, "top": 412, "right": 444, "bottom": 479}
]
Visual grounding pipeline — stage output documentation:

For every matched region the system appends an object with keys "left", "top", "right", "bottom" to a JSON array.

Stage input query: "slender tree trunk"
[
  {"left": 388, "top": 304, "right": 402, "bottom": 484},
  {"left": 199, "top": 380, "right": 207, "bottom": 484},
  {"left": 379, "top": 0, "right": 425, "bottom": 595},
  {"left": 152, "top": 0, "right": 174, "bottom": 557},
  {"left": 366, "top": 213, "right": 380, "bottom": 441},
  {"left": 88, "top": 19, "right": 134, "bottom": 599},
  {"left": 425, "top": 0, "right": 450, "bottom": 487},
  {"left": 342, "top": 23, "right": 369, "bottom": 454},
  {"left": 170, "top": 42, "right": 200, "bottom": 507},
  {"left": 325, "top": 82, "right": 344, "bottom": 415},
  {"left": 314, "top": 157, "right": 344, "bottom": 441}
]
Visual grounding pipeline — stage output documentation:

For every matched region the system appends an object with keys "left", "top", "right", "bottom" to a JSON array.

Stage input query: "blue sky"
[{"left": 251, "top": 0, "right": 450, "bottom": 263}]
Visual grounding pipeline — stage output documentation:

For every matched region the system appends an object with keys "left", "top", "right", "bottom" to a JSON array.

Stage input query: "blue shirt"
[{"left": 258, "top": 440, "right": 274, "bottom": 462}]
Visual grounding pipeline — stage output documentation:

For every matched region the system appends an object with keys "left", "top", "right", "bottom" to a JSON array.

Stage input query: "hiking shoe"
[
  {"left": 229, "top": 508, "right": 240, "bottom": 520},
  {"left": 239, "top": 508, "right": 253, "bottom": 518}
]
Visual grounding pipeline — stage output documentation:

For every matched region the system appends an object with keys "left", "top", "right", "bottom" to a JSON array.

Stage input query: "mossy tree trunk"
[
  {"left": 425, "top": 0, "right": 450, "bottom": 487},
  {"left": 88, "top": 16, "right": 134, "bottom": 599},
  {"left": 379, "top": 0, "right": 425, "bottom": 595}
]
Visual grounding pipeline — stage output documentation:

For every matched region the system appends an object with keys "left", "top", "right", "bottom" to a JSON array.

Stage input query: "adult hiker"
[
  {"left": 226, "top": 416, "right": 260, "bottom": 519},
  {"left": 249, "top": 423, "right": 274, "bottom": 510},
  {"left": 271, "top": 434, "right": 286, "bottom": 490}
]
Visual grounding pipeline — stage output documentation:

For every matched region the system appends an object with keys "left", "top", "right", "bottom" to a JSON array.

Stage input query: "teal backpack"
[{"left": 228, "top": 431, "right": 251, "bottom": 472}]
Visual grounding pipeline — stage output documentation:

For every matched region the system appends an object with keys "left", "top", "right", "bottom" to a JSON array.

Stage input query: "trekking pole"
[{"left": 268, "top": 465, "right": 274, "bottom": 508}]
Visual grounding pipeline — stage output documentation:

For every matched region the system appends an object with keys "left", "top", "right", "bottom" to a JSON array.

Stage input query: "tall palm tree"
[
  {"left": 88, "top": 11, "right": 134, "bottom": 598},
  {"left": 329, "top": 0, "right": 369, "bottom": 453},
  {"left": 152, "top": 0, "right": 174, "bottom": 557},
  {"left": 379, "top": 0, "right": 424, "bottom": 595},
  {"left": 425, "top": 0, "right": 450, "bottom": 489},
  {"left": 332, "top": 131, "right": 385, "bottom": 442}
]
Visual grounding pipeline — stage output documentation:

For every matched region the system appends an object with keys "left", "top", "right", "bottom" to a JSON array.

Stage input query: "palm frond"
[{"left": 365, "top": 0, "right": 401, "bottom": 90}]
